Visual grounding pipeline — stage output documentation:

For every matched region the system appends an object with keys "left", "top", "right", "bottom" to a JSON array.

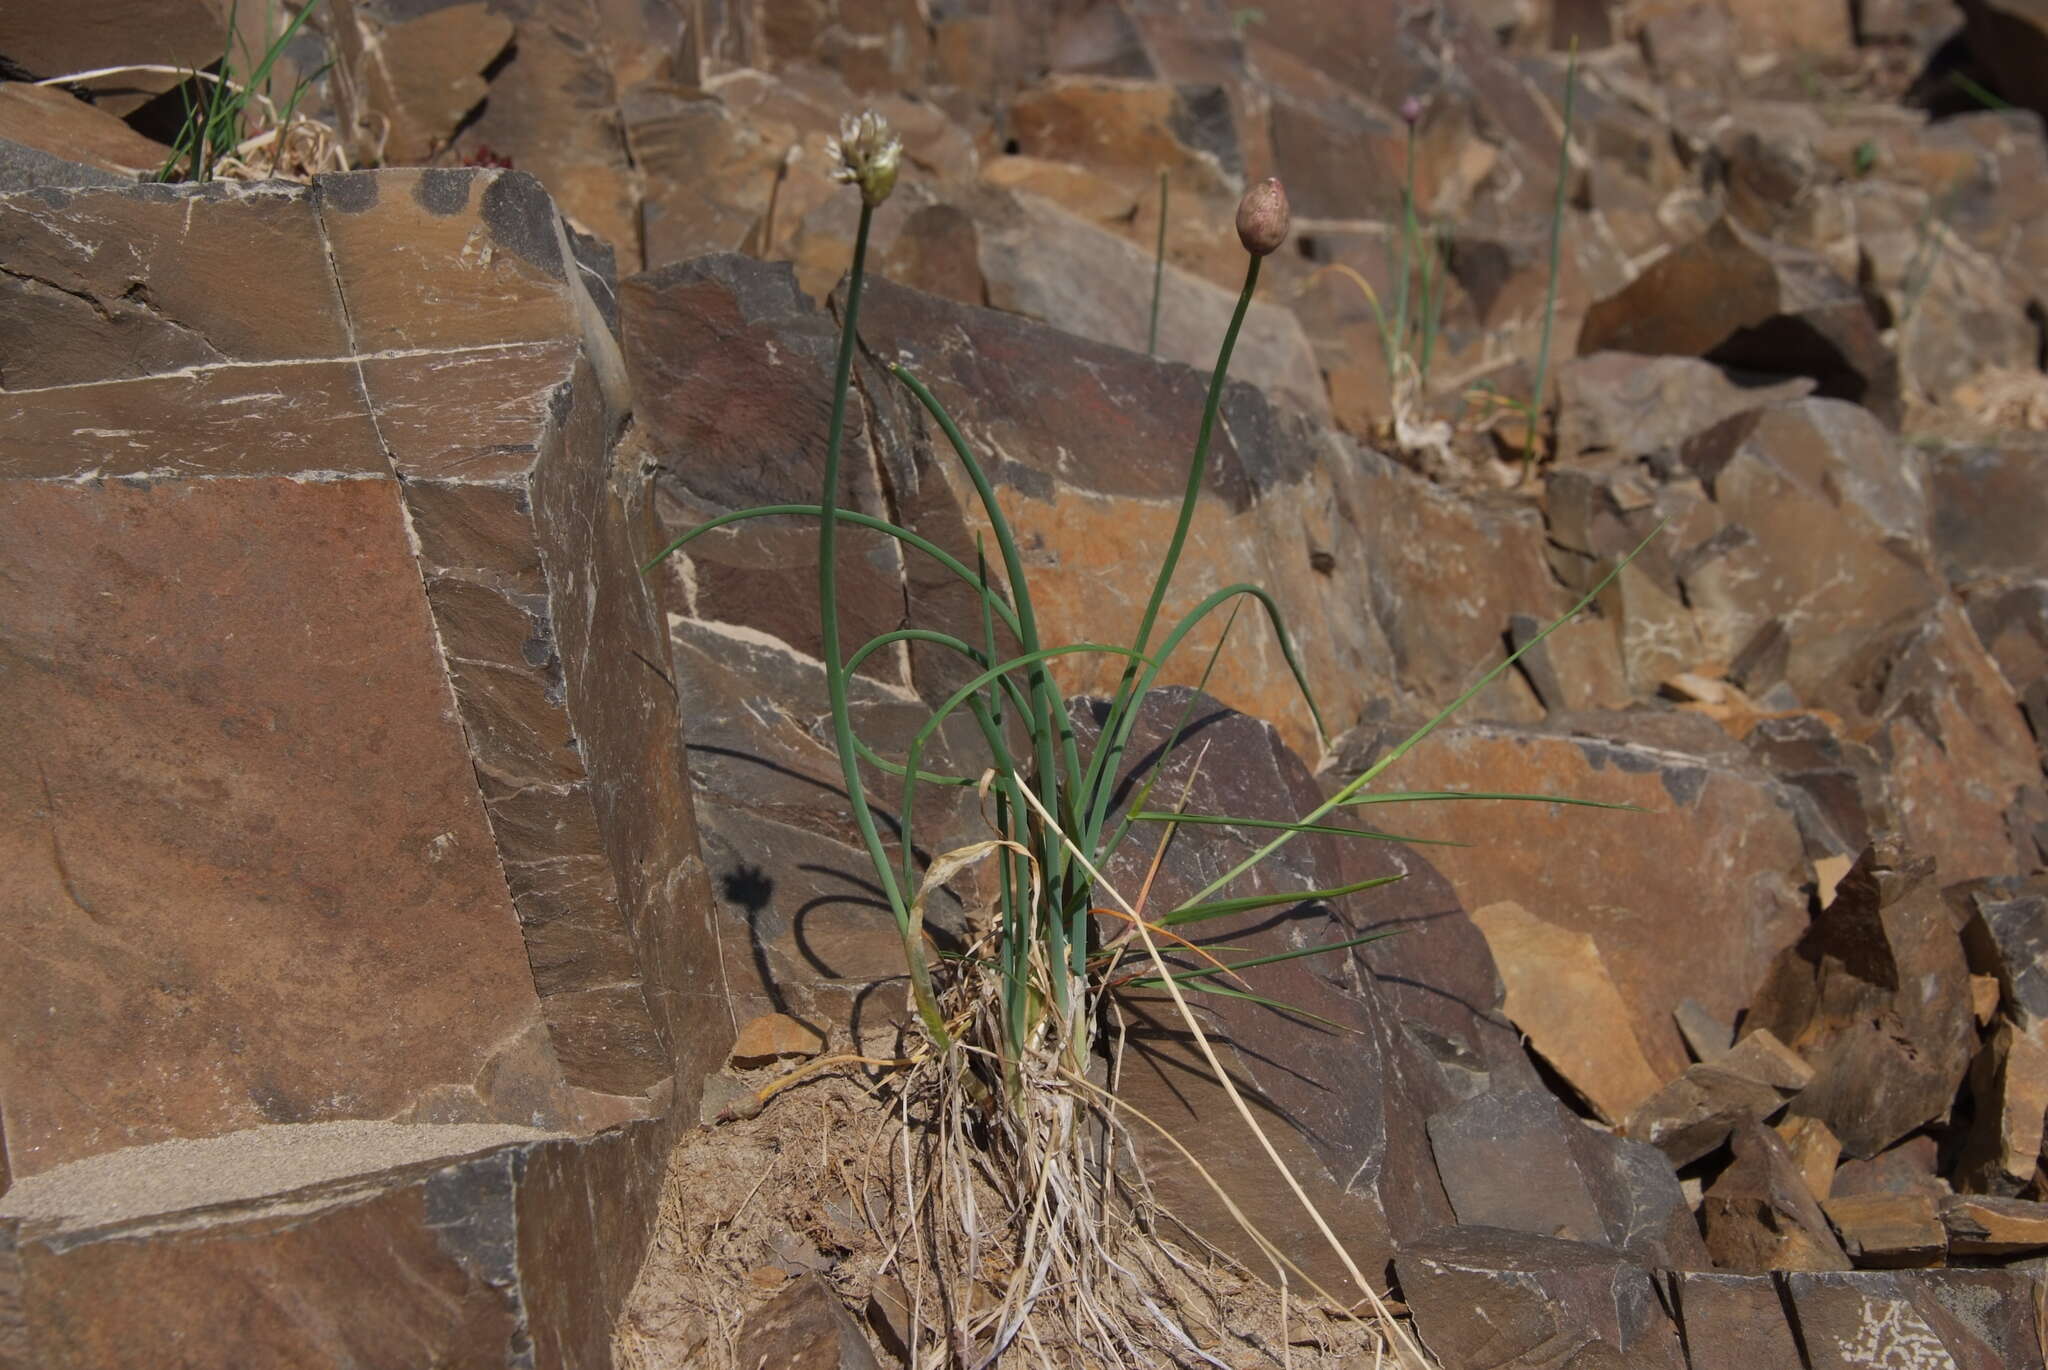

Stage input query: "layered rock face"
[{"left": 0, "top": 169, "right": 726, "bottom": 1367}]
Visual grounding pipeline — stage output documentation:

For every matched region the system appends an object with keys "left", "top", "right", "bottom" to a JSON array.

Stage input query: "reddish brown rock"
[
  {"left": 1957, "top": 883, "right": 2048, "bottom": 1027},
  {"left": 0, "top": 166, "right": 719, "bottom": 1159},
  {"left": 1626, "top": 1029, "right": 1814, "bottom": 1167},
  {"left": 1748, "top": 841, "right": 1977, "bottom": 1158},
  {"left": 733, "top": 1275, "right": 881, "bottom": 1370},
  {"left": 1824, "top": 1192, "right": 1947, "bottom": 1268},
  {"left": 1426, "top": 1089, "right": 1710, "bottom": 1269},
  {"left": 1781, "top": 1270, "right": 2007, "bottom": 1369},
  {"left": 1831, "top": 1135, "right": 1951, "bottom": 1202},
  {"left": 328, "top": 0, "right": 513, "bottom": 164},
  {"left": 1470, "top": 900, "right": 1664, "bottom": 1124},
  {"left": 730, "top": 1014, "right": 827, "bottom": 1068},
  {"left": 1395, "top": 1226, "right": 1687, "bottom": 1370},
  {"left": 1942, "top": 1195, "right": 2048, "bottom": 1257},
  {"left": 0, "top": 0, "right": 227, "bottom": 105},
  {"left": 1578, "top": 220, "right": 1901, "bottom": 427},
  {"left": 1955, "top": 1020, "right": 2048, "bottom": 1196},
  {"left": 1701, "top": 1120, "right": 1853, "bottom": 1273},
  {"left": 1777, "top": 1115, "right": 1844, "bottom": 1201},
  {"left": 1669, "top": 1272, "right": 1806, "bottom": 1370},
  {"left": 1091, "top": 689, "right": 1462, "bottom": 1293},
  {"left": 1552, "top": 352, "right": 1813, "bottom": 467},
  {"left": 0, "top": 83, "right": 167, "bottom": 179},
  {"left": 1344, "top": 712, "right": 1809, "bottom": 1081},
  {"left": 0, "top": 1117, "right": 673, "bottom": 1370},
  {"left": 964, "top": 185, "right": 1331, "bottom": 421}
]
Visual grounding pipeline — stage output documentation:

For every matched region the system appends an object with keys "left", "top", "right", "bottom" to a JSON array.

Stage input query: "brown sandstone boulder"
[{"left": 0, "top": 168, "right": 716, "bottom": 1364}]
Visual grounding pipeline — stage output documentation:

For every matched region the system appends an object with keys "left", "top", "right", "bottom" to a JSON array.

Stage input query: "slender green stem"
[
  {"left": 818, "top": 203, "right": 950, "bottom": 1047},
  {"left": 1147, "top": 170, "right": 1169, "bottom": 356},
  {"left": 1080, "top": 253, "right": 1263, "bottom": 860}
]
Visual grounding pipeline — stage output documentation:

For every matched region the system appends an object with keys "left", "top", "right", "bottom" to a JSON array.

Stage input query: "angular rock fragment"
[
  {"left": 1701, "top": 1120, "right": 1852, "bottom": 1273},
  {"left": 1831, "top": 1135, "right": 1952, "bottom": 1202},
  {"left": 1090, "top": 690, "right": 1459, "bottom": 1292},
  {"left": 1625, "top": 1029, "right": 1813, "bottom": 1167},
  {"left": 1552, "top": 352, "right": 1812, "bottom": 467},
  {"left": 0, "top": 83, "right": 168, "bottom": 179},
  {"left": 734, "top": 1275, "right": 881, "bottom": 1370},
  {"left": 1358, "top": 713, "right": 1808, "bottom": 1082},
  {"left": 1426, "top": 1089, "right": 1708, "bottom": 1269},
  {"left": 1928, "top": 436, "right": 2048, "bottom": 589},
  {"left": 1668, "top": 1272, "right": 1806, "bottom": 1370},
  {"left": 0, "top": 1117, "right": 673, "bottom": 1370},
  {"left": 1958, "top": 884, "right": 2048, "bottom": 1027},
  {"left": 1776, "top": 1115, "right": 1843, "bottom": 1201},
  {"left": 1395, "top": 1226, "right": 1687, "bottom": 1370},
  {"left": 1781, "top": 1270, "right": 2006, "bottom": 1369},
  {"left": 1674, "top": 998, "right": 1733, "bottom": 1063},
  {"left": 1469, "top": 900, "right": 1664, "bottom": 1124},
  {"left": 1578, "top": 220, "right": 1901, "bottom": 426},
  {"left": 1941, "top": 1195, "right": 2048, "bottom": 1258},
  {"left": 730, "top": 1014, "right": 826, "bottom": 1068},
  {"left": 1748, "top": 840, "right": 1978, "bottom": 1158},
  {"left": 1823, "top": 1192, "right": 1947, "bottom": 1268},
  {"left": 329, "top": 0, "right": 514, "bottom": 164},
  {"left": 1955, "top": 1020, "right": 2048, "bottom": 1196}
]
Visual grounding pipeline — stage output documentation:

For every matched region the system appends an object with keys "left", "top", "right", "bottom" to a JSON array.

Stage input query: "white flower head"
[{"left": 827, "top": 110, "right": 903, "bottom": 208}]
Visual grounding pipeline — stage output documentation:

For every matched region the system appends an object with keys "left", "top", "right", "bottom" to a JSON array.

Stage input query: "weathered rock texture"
[{"left": 0, "top": 169, "right": 721, "bottom": 1366}]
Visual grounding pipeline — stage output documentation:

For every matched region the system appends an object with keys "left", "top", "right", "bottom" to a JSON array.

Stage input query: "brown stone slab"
[
  {"left": 1702, "top": 1120, "right": 1851, "bottom": 1273},
  {"left": 0, "top": 1116, "right": 673, "bottom": 1370},
  {"left": 1943, "top": 1195, "right": 2048, "bottom": 1258},
  {"left": 1824, "top": 1193, "right": 1947, "bottom": 1269},
  {"left": 359, "top": 340, "right": 582, "bottom": 481},
  {"left": 1470, "top": 899, "right": 1664, "bottom": 1123},
  {"left": 316, "top": 169, "right": 578, "bottom": 355},
  {"left": 1376, "top": 714, "right": 1809, "bottom": 1081},
  {"left": 1670, "top": 1271, "right": 1806, "bottom": 1370},
  {"left": 0, "top": 362, "right": 387, "bottom": 479},
  {"left": 1750, "top": 840, "right": 1978, "bottom": 1158},
  {"left": 1396, "top": 1226, "right": 1687, "bottom": 1370},
  {"left": 0, "top": 84, "right": 167, "bottom": 178},
  {"left": 0, "top": 180, "right": 350, "bottom": 389},
  {"left": 1783, "top": 1270, "right": 2006, "bottom": 1369},
  {"left": 0, "top": 477, "right": 553, "bottom": 1177}
]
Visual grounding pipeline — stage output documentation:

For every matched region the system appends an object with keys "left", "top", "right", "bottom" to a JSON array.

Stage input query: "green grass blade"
[
  {"left": 1147, "top": 169, "right": 1168, "bottom": 356},
  {"left": 1158, "top": 873, "right": 1405, "bottom": 928},
  {"left": 1132, "top": 980, "right": 1348, "bottom": 1031},
  {"left": 1137, "top": 928, "right": 1409, "bottom": 983},
  {"left": 1129, "top": 811, "right": 1466, "bottom": 846},
  {"left": 1339, "top": 790, "right": 1641, "bottom": 812}
]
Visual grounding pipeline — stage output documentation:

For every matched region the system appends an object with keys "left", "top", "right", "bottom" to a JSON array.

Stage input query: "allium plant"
[{"left": 645, "top": 110, "right": 1648, "bottom": 1361}]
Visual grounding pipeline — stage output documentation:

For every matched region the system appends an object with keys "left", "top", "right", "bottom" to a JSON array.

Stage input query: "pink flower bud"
[
  {"left": 1400, "top": 94, "right": 1424, "bottom": 126},
  {"left": 1235, "top": 177, "right": 1291, "bottom": 256}
]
